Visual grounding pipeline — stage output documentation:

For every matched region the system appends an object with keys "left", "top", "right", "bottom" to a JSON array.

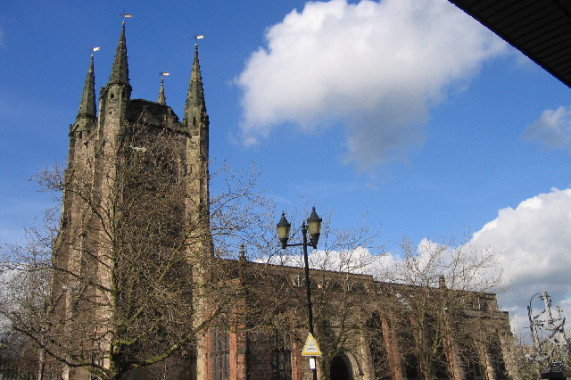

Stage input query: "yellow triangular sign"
[{"left": 301, "top": 333, "right": 321, "bottom": 356}]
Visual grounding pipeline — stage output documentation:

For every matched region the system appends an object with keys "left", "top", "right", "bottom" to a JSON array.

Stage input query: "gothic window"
[
  {"left": 428, "top": 326, "right": 449, "bottom": 379},
  {"left": 462, "top": 356, "right": 483, "bottom": 380},
  {"left": 211, "top": 329, "right": 229, "bottom": 380},
  {"left": 271, "top": 349, "right": 291, "bottom": 380},
  {"left": 366, "top": 313, "right": 391, "bottom": 380},
  {"left": 351, "top": 282, "right": 366, "bottom": 293},
  {"left": 488, "top": 337, "right": 508, "bottom": 380},
  {"left": 326, "top": 281, "right": 342, "bottom": 292},
  {"left": 479, "top": 298, "right": 489, "bottom": 311},
  {"left": 434, "top": 347, "right": 449, "bottom": 379},
  {"left": 404, "top": 354, "right": 420, "bottom": 380},
  {"left": 271, "top": 333, "right": 292, "bottom": 380},
  {"left": 459, "top": 340, "right": 483, "bottom": 380},
  {"left": 400, "top": 326, "right": 420, "bottom": 380}
]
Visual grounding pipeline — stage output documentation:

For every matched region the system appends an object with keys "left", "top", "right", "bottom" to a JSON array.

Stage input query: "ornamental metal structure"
[{"left": 528, "top": 290, "right": 570, "bottom": 373}]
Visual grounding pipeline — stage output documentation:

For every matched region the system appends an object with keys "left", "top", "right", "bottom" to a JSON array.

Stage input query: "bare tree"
[
  {"left": 198, "top": 221, "right": 509, "bottom": 380},
  {"left": 235, "top": 213, "right": 389, "bottom": 380},
  {"left": 0, "top": 124, "right": 272, "bottom": 380},
  {"left": 1, "top": 136, "right": 513, "bottom": 380},
  {"left": 381, "top": 237, "right": 507, "bottom": 380},
  {"left": 502, "top": 334, "right": 541, "bottom": 380}
]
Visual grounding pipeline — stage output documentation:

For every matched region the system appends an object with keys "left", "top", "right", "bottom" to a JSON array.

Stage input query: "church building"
[{"left": 54, "top": 24, "right": 517, "bottom": 380}]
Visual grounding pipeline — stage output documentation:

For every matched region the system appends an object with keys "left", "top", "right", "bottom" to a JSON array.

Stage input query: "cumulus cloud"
[
  {"left": 470, "top": 188, "right": 571, "bottom": 332},
  {"left": 236, "top": 0, "right": 505, "bottom": 170},
  {"left": 523, "top": 106, "right": 571, "bottom": 151}
]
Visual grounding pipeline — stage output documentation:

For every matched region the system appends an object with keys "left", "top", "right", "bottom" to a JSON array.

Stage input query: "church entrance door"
[{"left": 329, "top": 354, "right": 353, "bottom": 380}]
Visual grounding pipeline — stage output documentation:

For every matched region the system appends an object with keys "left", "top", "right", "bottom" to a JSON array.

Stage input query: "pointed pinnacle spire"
[
  {"left": 108, "top": 21, "right": 129, "bottom": 85},
  {"left": 239, "top": 244, "right": 247, "bottom": 262},
  {"left": 77, "top": 55, "right": 96, "bottom": 120},
  {"left": 157, "top": 78, "right": 166, "bottom": 105},
  {"left": 184, "top": 44, "right": 207, "bottom": 125}
]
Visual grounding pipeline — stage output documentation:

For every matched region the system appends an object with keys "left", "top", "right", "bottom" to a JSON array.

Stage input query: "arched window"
[
  {"left": 366, "top": 313, "right": 391, "bottom": 380},
  {"left": 271, "top": 333, "right": 291, "bottom": 380},
  {"left": 271, "top": 349, "right": 291, "bottom": 380},
  {"left": 488, "top": 337, "right": 508, "bottom": 380},
  {"left": 211, "top": 329, "right": 229, "bottom": 380}
]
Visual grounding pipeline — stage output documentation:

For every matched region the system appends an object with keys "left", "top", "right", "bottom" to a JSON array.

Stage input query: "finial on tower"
[
  {"left": 157, "top": 72, "right": 170, "bottom": 105},
  {"left": 194, "top": 34, "right": 204, "bottom": 49},
  {"left": 119, "top": 12, "right": 132, "bottom": 29},
  {"left": 89, "top": 46, "right": 100, "bottom": 61}
]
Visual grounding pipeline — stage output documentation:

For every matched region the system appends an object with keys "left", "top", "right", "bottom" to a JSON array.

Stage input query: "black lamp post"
[{"left": 276, "top": 207, "right": 322, "bottom": 380}]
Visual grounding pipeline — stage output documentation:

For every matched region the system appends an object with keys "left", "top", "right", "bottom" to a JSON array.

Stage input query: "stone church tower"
[
  {"left": 66, "top": 22, "right": 209, "bottom": 230},
  {"left": 56, "top": 22, "right": 211, "bottom": 380}
]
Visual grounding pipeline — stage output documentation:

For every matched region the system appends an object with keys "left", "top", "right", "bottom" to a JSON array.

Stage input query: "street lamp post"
[{"left": 277, "top": 207, "right": 322, "bottom": 380}]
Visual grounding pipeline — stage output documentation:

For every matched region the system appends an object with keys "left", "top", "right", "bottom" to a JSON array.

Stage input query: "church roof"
[{"left": 127, "top": 99, "right": 181, "bottom": 128}]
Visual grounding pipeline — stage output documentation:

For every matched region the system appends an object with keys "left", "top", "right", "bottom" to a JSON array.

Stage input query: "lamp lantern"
[
  {"left": 276, "top": 212, "right": 291, "bottom": 249},
  {"left": 307, "top": 207, "right": 322, "bottom": 248}
]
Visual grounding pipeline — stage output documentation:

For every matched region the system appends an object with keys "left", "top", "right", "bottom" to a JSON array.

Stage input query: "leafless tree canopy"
[
  {"left": 1, "top": 121, "right": 514, "bottom": 380},
  {"left": 0, "top": 123, "right": 276, "bottom": 380}
]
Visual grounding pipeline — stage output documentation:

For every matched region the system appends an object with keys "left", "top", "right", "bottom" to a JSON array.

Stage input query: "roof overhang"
[{"left": 448, "top": 0, "right": 571, "bottom": 88}]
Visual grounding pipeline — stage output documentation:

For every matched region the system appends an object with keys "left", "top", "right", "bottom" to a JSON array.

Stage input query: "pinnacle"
[
  {"left": 184, "top": 44, "right": 207, "bottom": 126},
  {"left": 76, "top": 55, "right": 96, "bottom": 122},
  {"left": 108, "top": 22, "right": 129, "bottom": 85},
  {"left": 158, "top": 78, "right": 166, "bottom": 105}
]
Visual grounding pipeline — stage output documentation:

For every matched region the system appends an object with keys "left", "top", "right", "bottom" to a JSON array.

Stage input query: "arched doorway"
[{"left": 330, "top": 354, "right": 353, "bottom": 380}]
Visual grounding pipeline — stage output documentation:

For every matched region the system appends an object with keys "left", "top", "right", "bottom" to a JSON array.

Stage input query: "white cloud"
[
  {"left": 236, "top": 0, "right": 505, "bottom": 170},
  {"left": 523, "top": 106, "right": 571, "bottom": 151},
  {"left": 267, "top": 246, "right": 395, "bottom": 274},
  {"left": 265, "top": 188, "right": 571, "bottom": 335},
  {"left": 470, "top": 188, "right": 571, "bottom": 334}
]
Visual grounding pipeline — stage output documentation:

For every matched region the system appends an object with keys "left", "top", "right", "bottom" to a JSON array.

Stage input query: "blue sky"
[{"left": 1, "top": 0, "right": 570, "bottom": 332}]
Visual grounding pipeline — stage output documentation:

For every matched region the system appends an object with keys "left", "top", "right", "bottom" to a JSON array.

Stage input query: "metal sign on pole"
[{"left": 302, "top": 333, "right": 322, "bottom": 356}]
